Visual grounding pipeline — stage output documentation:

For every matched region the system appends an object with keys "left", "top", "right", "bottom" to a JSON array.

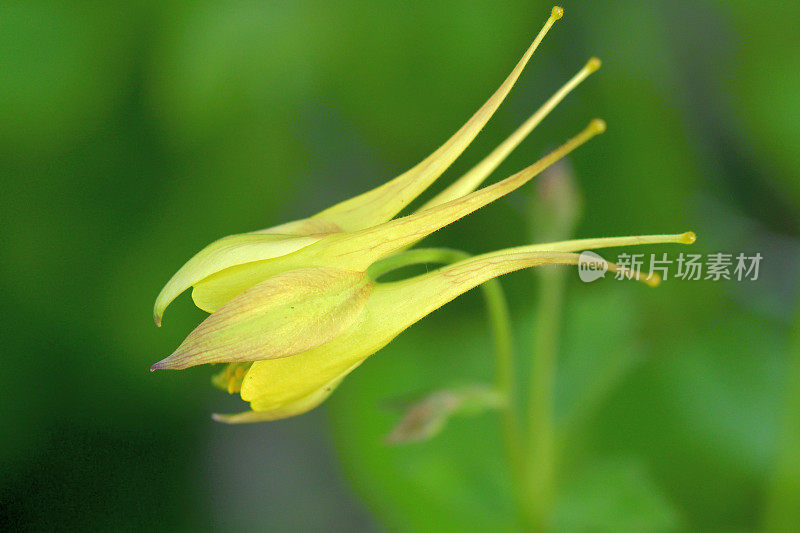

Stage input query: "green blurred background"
[{"left": 2, "top": 1, "right": 799, "bottom": 530}]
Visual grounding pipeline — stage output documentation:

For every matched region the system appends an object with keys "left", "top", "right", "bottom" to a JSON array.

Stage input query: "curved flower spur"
[{"left": 151, "top": 6, "right": 696, "bottom": 423}]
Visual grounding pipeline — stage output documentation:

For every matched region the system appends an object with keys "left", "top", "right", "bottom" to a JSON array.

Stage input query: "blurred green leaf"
[{"left": 555, "top": 457, "right": 681, "bottom": 532}]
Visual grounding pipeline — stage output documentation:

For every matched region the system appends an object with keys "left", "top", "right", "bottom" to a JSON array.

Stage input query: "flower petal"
[
  {"left": 151, "top": 268, "right": 373, "bottom": 370},
  {"left": 251, "top": 217, "right": 341, "bottom": 236},
  {"left": 310, "top": 7, "right": 563, "bottom": 232},
  {"left": 153, "top": 232, "right": 325, "bottom": 326},
  {"left": 212, "top": 366, "right": 351, "bottom": 423}
]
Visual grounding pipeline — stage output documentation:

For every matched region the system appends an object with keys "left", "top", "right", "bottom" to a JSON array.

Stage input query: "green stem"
[
  {"left": 764, "top": 306, "right": 800, "bottom": 532},
  {"left": 525, "top": 266, "right": 567, "bottom": 532},
  {"left": 368, "top": 248, "right": 527, "bottom": 522},
  {"left": 480, "top": 262, "right": 528, "bottom": 524}
]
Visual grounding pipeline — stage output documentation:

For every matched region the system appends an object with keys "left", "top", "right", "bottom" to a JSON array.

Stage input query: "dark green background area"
[{"left": 2, "top": 1, "right": 798, "bottom": 530}]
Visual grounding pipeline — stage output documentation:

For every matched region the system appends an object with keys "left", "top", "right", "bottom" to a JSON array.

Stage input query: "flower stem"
[
  {"left": 479, "top": 264, "right": 528, "bottom": 524},
  {"left": 368, "top": 248, "right": 527, "bottom": 521},
  {"left": 525, "top": 266, "right": 566, "bottom": 532}
]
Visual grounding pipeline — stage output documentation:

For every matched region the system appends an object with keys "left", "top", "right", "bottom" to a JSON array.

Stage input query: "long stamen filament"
[{"left": 419, "top": 56, "right": 601, "bottom": 211}]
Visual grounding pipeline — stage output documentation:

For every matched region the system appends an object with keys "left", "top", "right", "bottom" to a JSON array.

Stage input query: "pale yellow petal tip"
[
  {"left": 590, "top": 118, "right": 607, "bottom": 134},
  {"left": 586, "top": 57, "right": 602, "bottom": 73},
  {"left": 681, "top": 231, "right": 697, "bottom": 244},
  {"left": 551, "top": 6, "right": 564, "bottom": 20},
  {"left": 153, "top": 289, "right": 173, "bottom": 327}
]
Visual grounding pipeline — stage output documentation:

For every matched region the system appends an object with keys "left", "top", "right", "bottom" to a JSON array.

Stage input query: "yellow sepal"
[
  {"left": 152, "top": 268, "right": 372, "bottom": 370},
  {"left": 153, "top": 231, "right": 330, "bottom": 326}
]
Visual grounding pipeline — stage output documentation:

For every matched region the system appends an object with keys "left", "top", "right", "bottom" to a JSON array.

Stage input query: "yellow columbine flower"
[
  {"left": 156, "top": 232, "right": 694, "bottom": 423},
  {"left": 151, "top": 6, "right": 697, "bottom": 423}
]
